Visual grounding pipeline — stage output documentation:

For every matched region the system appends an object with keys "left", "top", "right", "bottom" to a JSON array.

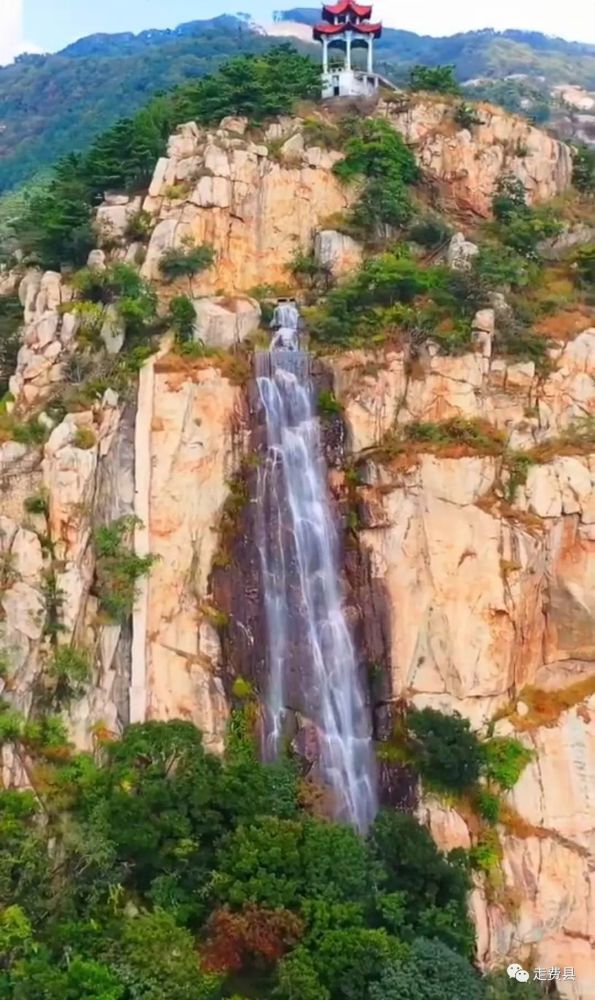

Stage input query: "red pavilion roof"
[
  {"left": 314, "top": 20, "right": 382, "bottom": 39},
  {"left": 322, "top": 1, "right": 373, "bottom": 16}
]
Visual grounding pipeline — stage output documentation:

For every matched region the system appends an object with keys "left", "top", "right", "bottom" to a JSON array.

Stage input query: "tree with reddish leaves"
[{"left": 202, "top": 905, "right": 304, "bottom": 975}]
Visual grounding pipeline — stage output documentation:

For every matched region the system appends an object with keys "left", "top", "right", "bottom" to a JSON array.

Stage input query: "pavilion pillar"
[
  {"left": 322, "top": 36, "right": 329, "bottom": 74},
  {"left": 367, "top": 37, "right": 374, "bottom": 73},
  {"left": 345, "top": 31, "right": 352, "bottom": 71}
]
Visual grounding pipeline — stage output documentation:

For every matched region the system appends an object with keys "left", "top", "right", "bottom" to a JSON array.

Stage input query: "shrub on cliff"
[
  {"left": 0, "top": 295, "right": 22, "bottom": 397},
  {"left": 491, "top": 176, "right": 561, "bottom": 259},
  {"left": 333, "top": 120, "right": 419, "bottom": 240},
  {"left": 409, "top": 64, "right": 460, "bottom": 95},
  {"left": 93, "top": 516, "right": 157, "bottom": 623},
  {"left": 406, "top": 707, "right": 484, "bottom": 792},
  {"left": 576, "top": 244, "right": 595, "bottom": 285},
  {"left": 571, "top": 143, "right": 595, "bottom": 194},
  {"left": 159, "top": 241, "right": 215, "bottom": 288}
]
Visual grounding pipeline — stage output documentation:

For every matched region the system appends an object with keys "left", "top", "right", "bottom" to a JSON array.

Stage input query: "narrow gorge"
[{"left": 1, "top": 53, "right": 594, "bottom": 1000}]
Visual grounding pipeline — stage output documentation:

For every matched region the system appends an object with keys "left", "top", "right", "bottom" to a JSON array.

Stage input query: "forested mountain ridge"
[
  {"left": 0, "top": 18, "right": 279, "bottom": 194},
  {"left": 1, "top": 11, "right": 594, "bottom": 195}
]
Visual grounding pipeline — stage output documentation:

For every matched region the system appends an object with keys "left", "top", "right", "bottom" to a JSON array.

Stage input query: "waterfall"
[{"left": 255, "top": 348, "right": 377, "bottom": 830}]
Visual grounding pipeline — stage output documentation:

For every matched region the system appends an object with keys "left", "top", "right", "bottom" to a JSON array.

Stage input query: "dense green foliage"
[
  {"left": 333, "top": 119, "right": 419, "bottom": 237},
  {"left": 491, "top": 176, "right": 562, "bottom": 258},
  {"left": 2, "top": 12, "right": 594, "bottom": 197},
  {"left": 406, "top": 708, "right": 485, "bottom": 792},
  {"left": 93, "top": 516, "right": 156, "bottom": 622},
  {"left": 159, "top": 242, "right": 215, "bottom": 286},
  {"left": 0, "top": 296, "right": 22, "bottom": 396},
  {"left": 307, "top": 247, "right": 477, "bottom": 349},
  {"left": 463, "top": 78, "right": 552, "bottom": 124},
  {"left": 11, "top": 46, "right": 319, "bottom": 268},
  {"left": 571, "top": 144, "right": 595, "bottom": 193},
  {"left": 409, "top": 64, "right": 460, "bottom": 94},
  {"left": 0, "top": 716, "right": 518, "bottom": 999},
  {"left": 0, "top": 20, "right": 285, "bottom": 195}
]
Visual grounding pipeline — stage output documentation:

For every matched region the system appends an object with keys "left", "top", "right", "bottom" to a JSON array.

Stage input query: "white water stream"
[{"left": 255, "top": 346, "right": 377, "bottom": 830}]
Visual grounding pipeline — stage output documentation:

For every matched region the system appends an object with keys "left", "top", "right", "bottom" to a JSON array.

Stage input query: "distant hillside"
[
  {"left": 0, "top": 17, "right": 278, "bottom": 194},
  {"left": 1, "top": 11, "right": 594, "bottom": 195},
  {"left": 280, "top": 8, "right": 595, "bottom": 84}
]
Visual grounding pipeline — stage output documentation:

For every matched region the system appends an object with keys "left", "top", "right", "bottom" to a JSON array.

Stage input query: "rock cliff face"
[
  {"left": 328, "top": 340, "right": 595, "bottom": 999},
  {"left": 381, "top": 96, "right": 572, "bottom": 217},
  {"left": 0, "top": 100, "right": 591, "bottom": 996}
]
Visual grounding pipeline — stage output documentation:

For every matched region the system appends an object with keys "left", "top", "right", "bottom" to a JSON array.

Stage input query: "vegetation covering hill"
[
  {"left": 0, "top": 41, "right": 594, "bottom": 999},
  {"left": 1, "top": 10, "right": 595, "bottom": 195},
  {"left": 281, "top": 8, "right": 595, "bottom": 85},
  {"left": 0, "top": 18, "right": 282, "bottom": 195}
]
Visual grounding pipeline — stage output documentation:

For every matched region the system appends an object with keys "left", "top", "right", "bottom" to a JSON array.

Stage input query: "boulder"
[
  {"left": 193, "top": 296, "right": 261, "bottom": 349},
  {"left": 314, "top": 229, "right": 363, "bottom": 280},
  {"left": 100, "top": 305, "right": 125, "bottom": 355},
  {"left": 280, "top": 132, "right": 305, "bottom": 163},
  {"left": 87, "top": 249, "right": 106, "bottom": 271},
  {"left": 447, "top": 232, "right": 479, "bottom": 270},
  {"left": 219, "top": 116, "right": 248, "bottom": 135}
]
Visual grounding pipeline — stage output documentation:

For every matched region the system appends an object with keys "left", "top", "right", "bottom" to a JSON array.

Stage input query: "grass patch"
[
  {"left": 524, "top": 417, "right": 595, "bottom": 463},
  {"left": 368, "top": 418, "right": 506, "bottom": 469},
  {"left": 496, "top": 676, "right": 595, "bottom": 731},
  {"left": 73, "top": 426, "right": 96, "bottom": 450}
]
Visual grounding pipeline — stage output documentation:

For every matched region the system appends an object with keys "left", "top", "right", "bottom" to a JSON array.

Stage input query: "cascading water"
[{"left": 255, "top": 312, "right": 377, "bottom": 830}]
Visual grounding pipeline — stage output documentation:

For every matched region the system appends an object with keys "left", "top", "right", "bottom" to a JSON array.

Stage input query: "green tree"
[
  {"left": 576, "top": 244, "right": 595, "bottom": 285},
  {"left": 409, "top": 65, "right": 460, "bottom": 94},
  {"left": 406, "top": 707, "right": 484, "bottom": 792},
  {"left": 484, "top": 969, "right": 548, "bottom": 998},
  {"left": 168, "top": 295, "right": 197, "bottom": 343},
  {"left": 312, "top": 928, "right": 408, "bottom": 1000},
  {"left": 571, "top": 143, "right": 595, "bottom": 193},
  {"left": 159, "top": 243, "right": 215, "bottom": 292},
  {"left": 275, "top": 950, "right": 329, "bottom": 1000},
  {"left": 0, "top": 296, "right": 22, "bottom": 396},
  {"left": 112, "top": 910, "right": 221, "bottom": 1000},
  {"left": 369, "top": 938, "right": 484, "bottom": 1000},
  {"left": 369, "top": 810, "right": 474, "bottom": 957}
]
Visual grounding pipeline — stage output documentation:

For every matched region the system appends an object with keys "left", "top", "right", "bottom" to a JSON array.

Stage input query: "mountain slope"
[
  {"left": 1, "top": 11, "right": 594, "bottom": 195},
  {"left": 0, "top": 18, "right": 278, "bottom": 194}
]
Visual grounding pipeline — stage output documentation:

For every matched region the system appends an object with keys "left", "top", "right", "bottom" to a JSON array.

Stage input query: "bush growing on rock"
[
  {"left": 406, "top": 707, "right": 484, "bottom": 792},
  {"left": 333, "top": 120, "right": 419, "bottom": 240},
  {"left": 93, "top": 516, "right": 157, "bottom": 623},
  {"left": 409, "top": 64, "right": 460, "bottom": 95},
  {"left": 159, "top": 241, "right": 215, "bottom": 287},
  {"left": 0, "top": 296, "right": 22, "bottom": 397},
  {"left": 571, "top": 143, "right": 595, "bottom": 194}
]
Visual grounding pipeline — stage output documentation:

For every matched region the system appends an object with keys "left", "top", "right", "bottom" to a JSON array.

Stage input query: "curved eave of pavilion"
[
  {"left": 313, "top": 21, "right": 383, "bottom": 40},
  {"left": 321, "top": 1, "right": 373, "bottom": 22}
]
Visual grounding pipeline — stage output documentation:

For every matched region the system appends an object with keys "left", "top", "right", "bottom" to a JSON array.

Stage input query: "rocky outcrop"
[
  {"left": 314, "top": 229, "right": 364, "bottom": 280},
  {"left": 328, "top": 333, "right": 595, "bottom": 998},
  {"left": 329, "top": 328, "right": 595, "bottom": 454},
  {"left": 194, "top": 296, "right": 261, "bottom": 349},
  {"left": 140, "top": 118, "right": 355, "bottom": 294},
  {"left": 10, "top": 270, "right": 78, "bottom": 407},
  {"left": 135, "top": 355, "right": 246, "bottom": 750},
  {"left": 381, "top": 97, "right": 572, "bottom": 217}
]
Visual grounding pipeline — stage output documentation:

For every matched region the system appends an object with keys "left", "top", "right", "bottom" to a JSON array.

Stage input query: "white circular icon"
[
  {"left": 516, "top": 970, "right": 530, "bottom": 983},
  {"left": 507, "top": 964, "right": 523, "bottom": 979}
]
